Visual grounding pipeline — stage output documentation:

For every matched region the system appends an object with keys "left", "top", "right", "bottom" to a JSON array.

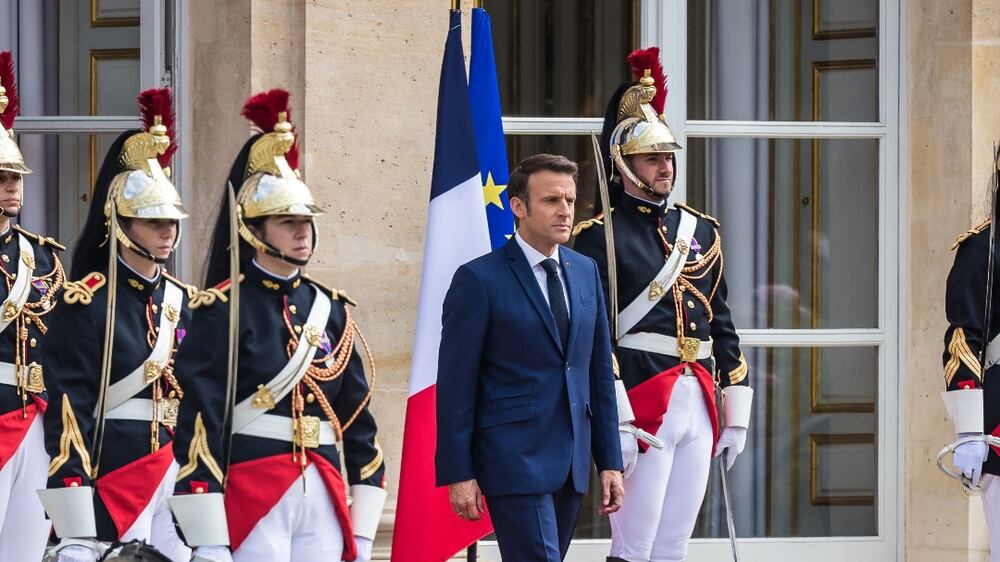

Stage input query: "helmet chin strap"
[
  {"left": 0, "top": 205, "right": 21, "bottom": 218},
  {"left": 113, "top": 222, "right": 176, "bottom": 266},
  {"left": 254, "top": 221, "right": 316, "bottom": 269}
]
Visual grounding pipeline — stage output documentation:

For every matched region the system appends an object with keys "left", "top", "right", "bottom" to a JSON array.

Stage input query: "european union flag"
[{"left": 470, "top": 6, "right": 516, "bottom": 250}]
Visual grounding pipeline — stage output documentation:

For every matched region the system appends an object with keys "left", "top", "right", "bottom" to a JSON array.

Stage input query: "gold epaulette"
[
  {"left": 675, "top": 203, "right": 720, "bottom": 228},
  {"left": 951, "top": 219, "right": 991, "bottom": 250},
  {"left": 13, "top": 224, "right": 66, "bottom": 251},
  {"left": 188, "top": 275, "right": 242, "bottom": 309},
  {"left": 572, "top": 212, "right": 605, "bottom": 237},
  {"left": 303, "top": 274, "right": 356, "bottom": 306},
  {"left": 162, "top": 271, "right": 199, "bottom": 300},
  {"left": 63, "top": 271, "right": 107, "bottom": 305}
]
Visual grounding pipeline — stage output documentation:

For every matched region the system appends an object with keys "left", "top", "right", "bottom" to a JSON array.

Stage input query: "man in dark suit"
[{"left": 436, "top": 153, "right": 624, "bottom": 561}]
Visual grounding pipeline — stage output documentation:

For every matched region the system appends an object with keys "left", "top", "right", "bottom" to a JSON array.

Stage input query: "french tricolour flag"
[{"left": 391, "top": 9, "right": 496, "bottom": 561}]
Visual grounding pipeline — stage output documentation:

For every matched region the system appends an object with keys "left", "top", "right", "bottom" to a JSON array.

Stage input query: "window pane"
[
  {"left": 485, "top": 0, "right": 639, "bottom": 117},
  {"left": 504, "top": 135, "right": 600, "bottom": 222},
  {"left": 688, "top": 0, "right": 878, "bottom": 121},
  {"left": 696, "top": 346, "right": 878, "bottom": 538},
  {"left": 686, "top": 137, "right": 879, "bottom": 329},
  {"left": 14, "top": 1, "right": 140, "bottom": 117}
]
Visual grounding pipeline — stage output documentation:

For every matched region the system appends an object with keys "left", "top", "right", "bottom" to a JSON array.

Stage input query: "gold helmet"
[
  {"left": 96, "top": 88, "right": 186, "bottom": 265},
  {"left": 608, "top": 47, "right": 681, "bottom": 197},
  {"left": 0, "top": 52, "right": 31, "bottom": 175},
  {"left": 232, "top": 89, "right": 321, "bottom": 266}
]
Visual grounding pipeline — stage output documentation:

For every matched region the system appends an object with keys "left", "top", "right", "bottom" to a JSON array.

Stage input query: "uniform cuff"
[
  {"left": 723, "top": 385, "right": 754, "bottom": 429},
  {"left": 349, "top": 485, "right": 387, "bottom": 540},
  {"left": 941, "top": 389, "right": 984, "bottom": 434},
  {"left": 615, "top": 379, "right": 634, "bottom": 425},
  {"left": 168, "top": 492, "right": 230, "bottom": 547},
  {"left": 37, "top": 486, "right": 96, "bottom": 538}
]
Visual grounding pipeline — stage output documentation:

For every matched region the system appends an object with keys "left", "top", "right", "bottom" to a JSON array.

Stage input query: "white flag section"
[{"left": 408, "top": 174, "right": 491, "bottom": 396}]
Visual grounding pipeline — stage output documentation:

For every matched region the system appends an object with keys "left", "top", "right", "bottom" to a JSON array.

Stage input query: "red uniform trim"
[
  {"left": 0, "top": 402, "right": 40, "bottom": 470},
  {"left": 626, "top": 362, "right": 720, "bottom": 453},
  {"left": 225, "top": 453, "right": 356, "bottom": 559},
  {"left": 95, "top": 442, "right": 175, "bottom": 538}
]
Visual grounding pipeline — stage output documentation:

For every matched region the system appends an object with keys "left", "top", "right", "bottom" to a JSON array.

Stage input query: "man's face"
[
  {"left": 511, "top": 170, "right": 576, "bottom": 246},
  {"left": 626, "top": 152, "right": 674, "bottom": 198},
  {"left": 123, "top": 218, "right": 178, "bottom": 261},
  {"left": 0, "top": 170, "right": 23, "bottom": 216},
  {"left": 260, "top": 215, "right": 314, "bottom": 263}
]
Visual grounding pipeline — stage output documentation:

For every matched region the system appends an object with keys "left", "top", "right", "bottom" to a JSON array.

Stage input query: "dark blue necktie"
[{"left": 541, "top": 258, "right": 569, "bottom": 349}]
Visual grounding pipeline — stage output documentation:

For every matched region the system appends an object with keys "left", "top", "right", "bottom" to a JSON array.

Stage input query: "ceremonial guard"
[
  {"left": 573, "top": 48, "right": 753, "bottom": 562},
  {"left": 0, "top": 51, "right": 67, "bottom": 561},
  {"left": 940, "top": 210, "right": 1000, "bottom": 560},
  {"left": 168, "top": 89, "right": 386, "bottom": 562},
  {"left": 38, "top": 88, "right": 194, "bottom": 562}
]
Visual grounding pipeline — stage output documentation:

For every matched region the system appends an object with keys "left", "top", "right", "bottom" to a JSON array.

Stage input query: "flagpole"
[{"left": 452, "top": 0, "right": 460, "bottom": 10}]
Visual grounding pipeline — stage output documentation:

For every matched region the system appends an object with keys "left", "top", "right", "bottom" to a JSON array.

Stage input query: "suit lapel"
[
  {"left": 504, "top": 239, "right": 563, "bottom": 352},
  {"left": 561, "top": 251, "right": 582, "bottom": 355}
]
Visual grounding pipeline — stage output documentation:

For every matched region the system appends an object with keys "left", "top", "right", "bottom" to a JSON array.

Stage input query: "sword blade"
[{"left": 719, "top": 452, "right": 741, "bottom": 562}]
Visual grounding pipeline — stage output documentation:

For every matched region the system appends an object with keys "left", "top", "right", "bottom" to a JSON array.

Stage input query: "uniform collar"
[
  {"left": 246, "top": 259, "right": 303, "bottom": 294},
  {"left": 118, "top": 257, "right": 161, "bottom": 298},
  {"left": 620, "top": 191, "right": 668, "bottom": 220}
]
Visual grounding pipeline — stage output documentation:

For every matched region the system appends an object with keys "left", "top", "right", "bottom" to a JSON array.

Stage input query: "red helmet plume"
[
  {"left": 241, "top": 88, "right": 299, "bottom": 171},
  {"left": 627, "top": 47, "right": 667, "bottom": 115},
  {"left": 137, "top": 87, "right": 177, "bottom": 169},
  {"left": 0, "top": 52, "right": 20, "bottom": 131}
]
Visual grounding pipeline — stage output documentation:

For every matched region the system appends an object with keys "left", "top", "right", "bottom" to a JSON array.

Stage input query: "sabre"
[
  {"left": 89, "top": 198, "right": 121, "bottom": 477},
  {"left": 719, "top": 451, "right": 741, "bottom": 561},
  {"left": 590, "top": 132, "right": 618, "bottom": 340},
  {"left": 221, "top": 183, "right": 241, "bottom": 473},
  {"left": 980, "top": 142, "right": 1000, "bottom": 371}
]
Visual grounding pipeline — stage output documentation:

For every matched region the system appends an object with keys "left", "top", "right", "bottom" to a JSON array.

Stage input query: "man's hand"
[
  {"left": 449, "top": 479, "right": 485, "bottom": 521},
  {"left": 597, "top": 469, "right": 624, "bottom": 515}
]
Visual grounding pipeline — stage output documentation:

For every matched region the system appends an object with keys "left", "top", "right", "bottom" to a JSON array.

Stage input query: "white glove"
[
  {"left": 715, "top": 427, "right": 748, "bottom": 470},
  {"left": 192, "top": 545, "right": 233, "bottom": 562},
  {"left": 954, "top": 432, "right": 989, "bottom": 486},
  {"left": 618, "top": 425, "right": 640, "bottom": 478},
  {"left": 55, "top": 543, "right": 99, "bottom": 562},
  {"left": 349, "top": 536, "right": 373, "bottom": 562}
]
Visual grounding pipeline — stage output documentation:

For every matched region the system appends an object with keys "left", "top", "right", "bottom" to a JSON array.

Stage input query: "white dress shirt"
[{"left": 514, "top": 232, "right": 570, "bottom": 318}]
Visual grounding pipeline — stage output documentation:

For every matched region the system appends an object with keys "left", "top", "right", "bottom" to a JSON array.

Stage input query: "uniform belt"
[
  {"left": 106, "top": 398, "right": 159, "bottom": 422},
  {"left": 237, "top": 413, "right": 337, "bottom": 446},
  {"left": 618, "top": 332, "right": 713, "bottom": 360},
  {"left": 0, "top": 362, "right": 17, "bottom": 387}
]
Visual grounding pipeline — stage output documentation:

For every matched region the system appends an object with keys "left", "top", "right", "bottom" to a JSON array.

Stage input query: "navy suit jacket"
[{"left": 435, "top": 238, "right": 623, "bottom": 496}]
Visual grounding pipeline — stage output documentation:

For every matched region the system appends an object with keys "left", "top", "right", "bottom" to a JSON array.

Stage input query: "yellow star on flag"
[{"left": 482, "top": 172, "right": 507, "bottom": 209}]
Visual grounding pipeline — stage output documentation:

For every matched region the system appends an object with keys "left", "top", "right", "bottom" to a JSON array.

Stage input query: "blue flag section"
[
  {"left": 470, "top": 7, "right": 516, "bottom": 249},
  {"left": 429, "top": 10, "right": 480, "bottom": 200}
]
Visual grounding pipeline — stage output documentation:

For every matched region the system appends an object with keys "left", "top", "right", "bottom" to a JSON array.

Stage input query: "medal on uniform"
[
  {"left": 175, "top": 328, "right": 187, "bottom": 344},
  {"left": 31, "top": 279, "right": 48, "bottom": 296},
  {"left": 319, "top": 331, "right": 332, "bottom": 354},
  {"left": 691, "top": 237, "right": 702, "bottom": 260}
]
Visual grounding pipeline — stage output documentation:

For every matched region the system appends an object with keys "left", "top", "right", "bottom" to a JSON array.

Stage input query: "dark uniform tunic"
[
  {"left": 943, "top": 221, "right": 1000, "bottom": 474},
  {"left": 42, "top": 259, "right": 193, "bottom": 540},
  {"left": 171, "top": 261, "right": 384, "bottom": 549},
  {"left": 572, "top": 194, "right": 748, "bottom": 405},
  {"left": 0, "top": 225, "right": 64, "bottom": 417}
]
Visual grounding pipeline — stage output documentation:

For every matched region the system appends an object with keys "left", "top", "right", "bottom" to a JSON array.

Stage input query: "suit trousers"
[{"left": 487, "top": 476, "right": 583, "bottom": 562}]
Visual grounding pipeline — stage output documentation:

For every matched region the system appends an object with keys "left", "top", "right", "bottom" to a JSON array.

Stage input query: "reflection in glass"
[
  {"left": 688, "top": 0, "right": 878, "bottom": 121},
  {"left": 686, "top": 137, "right": 879, "bottom": 330},
  {"left": 694, "top": 346, "right": 877, "bottom": 538},
  {"left": 484, "top": 0, "right": 639, "bottom": 117}
]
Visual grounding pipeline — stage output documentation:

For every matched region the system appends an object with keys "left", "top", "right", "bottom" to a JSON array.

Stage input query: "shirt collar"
[{"left": 515, "top": 232, "right": 559, "bottom": 269}]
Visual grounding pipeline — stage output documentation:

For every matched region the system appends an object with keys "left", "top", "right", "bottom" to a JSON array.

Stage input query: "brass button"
[
  {"left": 1, "top": 255, "right": 8, "bottom": 263},
  {"left": 152, "top": 304, "right": 159, "bottom": 314},
  {"left": 41, "top": 301, "right": 50, "bottom": 310},
  {"left": 194, "top": 486, "right": 205, "bottom": 494},
  {"left": 687, "top": 301, "right": 695, "bottom": 309},
  {"left": 661, "top": 226, "right": 668, "bottom": 232},
  {"left": 70, "top": 481, "right": 79, "bottom": 487},
  {"left": 289, "top": 304, "right": 298, "bottom": 314},
  {"left": 29, "top": 338, "right": 36, "bottom": 348},
  {"left": 689, "top": 322, "right": 697, "bottom": 331},
  {"left": 679, "top": 285, "right": 686, "bottom": 292},
  {"left": 169, "top": 390, "right": 177, "bottom": 399},
  {"left": 294, "top": 325, "right": 302, "bottom": 334},
  {"left": 306, "top": 392, "right": 316, "bottom": 404}
]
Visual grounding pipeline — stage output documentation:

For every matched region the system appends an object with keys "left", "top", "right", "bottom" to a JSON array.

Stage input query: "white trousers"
[
  {"left": 120, "top": 459, "right": 190, "bottom": 562},
  {"left": 610, "top": 375, "right": 715, "bottom": 562},
  {"left": 234, "top": 464, "right": 344, "bottom": 562},
  {"left": 982, "top": 474, "right": 1000, "bottom": 562},
  {"left": 0, "top": 413, "right": 50, "bottom": 562}
]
